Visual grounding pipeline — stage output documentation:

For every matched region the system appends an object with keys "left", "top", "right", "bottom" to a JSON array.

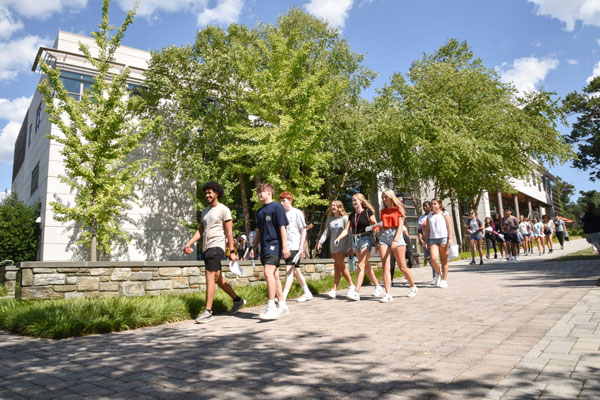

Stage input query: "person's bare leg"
[
  {"left": 380, "top": 244, "right": 391, "bottom": 293},
  {"left": 205, "top": 270, "right": 217, "bottom": 310}
]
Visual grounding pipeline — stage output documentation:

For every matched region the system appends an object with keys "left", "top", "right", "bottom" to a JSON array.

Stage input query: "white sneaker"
[
  {"left": 439, "top": 280, "right": 448, "bottom": 288},
  {"left": 278, "top": 303, "right": 289, "bottom": 316},
  {"left": 507, "top": 256, "right": 513, "bottom": 263},
  {"left": 373, "top": 285, "right": 383, "bottom": 298},
  {"left": 326, "top": 289, "right": 336, "bottom": 299},
  {"left": 401, "top": 278, "right": 409, "bottom": 285},
  {"left": 434, "top": 275, "right": 442, "bottom": 287},
  {"left": 431, "top": 275, "right": 438, "bottom": 285},
  {"left": 407, "top": 286, "right": 418, "bottom": 297},
  {"left": 259, "top": 307, "right": 279, "bottom": 320},
  {"left": 512, "top": 257, "right": 518, "bottom": 263},
  {"left": 346, "top": 290, "right": 360, "bottom": 301},
  {"left": 379, "top": 293, "right": 393, "bottom": 303},
  {"left": 297, "top": 292, "right": 313, "bottom": 302}
]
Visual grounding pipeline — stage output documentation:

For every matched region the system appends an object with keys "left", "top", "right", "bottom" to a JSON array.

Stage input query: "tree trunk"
[
  {"left": 90, "top": 220, "right": 97, "bottom": 262},
  {"left": 237, "top": 173, "right": 251, "bottom": 235},
  {"left": 450, "top": 196, "right": 462, "bottom": 249}
]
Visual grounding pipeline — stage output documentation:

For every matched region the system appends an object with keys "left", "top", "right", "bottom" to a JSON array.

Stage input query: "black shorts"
[
  {"left": 284, "top": 250, "right": 300, "bottom": 268},
  {"left": 261, "top": 253, "right": 280, "bottom": 267},
  {"left": 203, "top": 247, "right": 225, "bottom": 271},
  {"left": 504, "top": 233, "right": 519, "bottom": 244}
]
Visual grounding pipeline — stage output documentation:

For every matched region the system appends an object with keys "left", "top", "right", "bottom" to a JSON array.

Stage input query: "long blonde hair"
[
  {"left": 353, "top": 193, "right": 375, "bottom": 213},
  {"left": 330, "top": 200, "right": 347, "bottom": 217},
  {"left": 382, "top": 189, "right": 406, "bottom": 215}
]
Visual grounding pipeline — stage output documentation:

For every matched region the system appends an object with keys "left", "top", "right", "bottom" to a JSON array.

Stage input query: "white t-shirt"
[
  {"left": 519, "top": 222, "right": 529, "bottom": 235},
  {"left": 285, "top": 207, "right": 306, "bottom": 251},
  {"left": 427, "top": 211, "right": 449, "bottom": 239},
  {"left": 201, "top": 203, "right": 232, "bottom": 252}
]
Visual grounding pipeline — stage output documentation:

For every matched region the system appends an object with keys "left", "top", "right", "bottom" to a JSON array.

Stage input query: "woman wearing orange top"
[{"left": 379, "top": 190, "right": 418, "bottom": 301}]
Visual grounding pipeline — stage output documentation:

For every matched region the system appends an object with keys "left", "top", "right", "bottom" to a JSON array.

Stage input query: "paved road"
[{"left": 0, "top": 239, "right": 598, "bottom": 399}]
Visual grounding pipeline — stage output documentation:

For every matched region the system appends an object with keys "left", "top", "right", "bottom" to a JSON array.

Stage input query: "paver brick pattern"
[{"left": 0, "top": 239, "right": 598, "bottom": 399}]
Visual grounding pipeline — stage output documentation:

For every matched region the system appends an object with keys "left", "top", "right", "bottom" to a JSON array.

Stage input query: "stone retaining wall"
[
  {"left": 3, "top": 254, "right": 422, "bottom": 300},
  {"left": 0, "top": 263, "right": 18, "bottom": 297},
  {"left": 10, "top": 259, "right": 365, "bottom": 300}
]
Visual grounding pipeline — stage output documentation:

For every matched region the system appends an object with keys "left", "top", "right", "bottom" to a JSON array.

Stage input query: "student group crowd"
[{"left": 184, "top": 181, "right": 573, "bottom": 323}]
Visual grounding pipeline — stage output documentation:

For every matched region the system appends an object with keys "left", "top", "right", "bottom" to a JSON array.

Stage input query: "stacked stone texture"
[{"left": 5, "top": 259, "right": 372, "bottom": 300}]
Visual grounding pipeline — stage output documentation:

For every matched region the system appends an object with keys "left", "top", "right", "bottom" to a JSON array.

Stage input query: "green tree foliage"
[
  {"left": 555, "top": 177, "right": 576, "bottom": 214},
  {"left": 376, "top": 39, "right": 573, "bottom": 242},
  {"left": 564, "top": 76, "right": 600, "bottom": 180},
  {"left": 145, "top": 8, "right": 375, "bottom": 224},
  {"left": 0, "top": 193, "right": 39, "bottom": 262},
  {"left": 37, "top": 0, "right": 157, "bottom": 261}
]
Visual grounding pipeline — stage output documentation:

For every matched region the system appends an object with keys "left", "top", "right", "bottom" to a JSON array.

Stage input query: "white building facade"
[{"left": 11, "top": 31, "right": 195, "bottom": 261}]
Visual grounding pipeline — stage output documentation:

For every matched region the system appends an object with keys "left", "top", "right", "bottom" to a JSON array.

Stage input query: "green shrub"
[{"left": 0, "top": 193, "right": 39, "bottom": 262}]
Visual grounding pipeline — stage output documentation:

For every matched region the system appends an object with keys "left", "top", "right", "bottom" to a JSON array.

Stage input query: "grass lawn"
[
  {"left": 547, "top": 247, "right": 598, "bottom": 262},
  {"left": 0, "top": 268, "right": 389, "bottom": 339}
]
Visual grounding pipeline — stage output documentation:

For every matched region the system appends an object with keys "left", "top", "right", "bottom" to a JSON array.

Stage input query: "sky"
[{"left": 0, "top": 0, "right": 599, "bottom": 201}]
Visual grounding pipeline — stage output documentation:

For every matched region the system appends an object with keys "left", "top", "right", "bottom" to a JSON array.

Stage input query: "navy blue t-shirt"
[{"left": 257, "top": 201, "right": 288, "bottom": 256}]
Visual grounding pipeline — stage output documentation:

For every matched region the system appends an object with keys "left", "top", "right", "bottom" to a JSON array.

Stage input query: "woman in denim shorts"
[
  {"left": 424, "top": 198, "right": 454, "bottom": 288},
  {"left": 379, "top": 190, "right": 418, "bottom": 301},
  {"left": 335, "top": 193, "right": 382, "bottom": 301}
]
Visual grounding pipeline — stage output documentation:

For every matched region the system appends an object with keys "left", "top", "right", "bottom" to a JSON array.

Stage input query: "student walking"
[
  {"left": 379, "top": 190, "right": 417, "bottom": 301},
  {"left": 334, "top": 193, "right": 382, "bottom": 301},
  {"left": 279, "top": 192, "right": 313, "bottom": 303},
  {"left": 424, "top": 198, "right": 453, "bottom": 288},
  {"left": 502, "top": 207, "right": 520, "bottom": 263},
  {"left": 467, "top": 210, "right": 484, "bottom": 265},
  {"left": 542, "top": 215, "right": 555, "bottom": 254},
  {"left": 484, "top": 217, "right": 498, "bottom": 259},
  {"left": 316, "top": 200, "right": 355, "bottom": 299},
  {"left": 493, "top": 213, "right": 506, "bottom": 258},
  {"left": 518, "top": 215, "right": 531, "bottom": 256},
  {"left": 554, "top": 215, "right": 566, "bottom": 249},
  {"left": 250, "top": 183, "right": 291, "bottom": 320},
  {"left": 184, "top": 181, "right": 245, "bottom": 324},
  {"left": 581, "top": 202, "right": 600, "bottom": 255},
  {"left": 531, "top": 217, "right": 544, "bottom": 255},
  {"left": 418, "top": 201, "right": 436, "bottom": 284}
]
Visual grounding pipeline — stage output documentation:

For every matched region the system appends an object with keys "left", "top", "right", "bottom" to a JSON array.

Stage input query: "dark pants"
[
  {"left": 556, "top": 231, "right": 565, "bottom": 247},
  {"left": 485, "top": 232, "right": 497, "bottom": 256}
]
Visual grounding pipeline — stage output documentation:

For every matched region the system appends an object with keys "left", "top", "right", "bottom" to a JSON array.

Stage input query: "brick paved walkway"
[{"left": 0, "top": 239, "right": 598, "bottom": 399}]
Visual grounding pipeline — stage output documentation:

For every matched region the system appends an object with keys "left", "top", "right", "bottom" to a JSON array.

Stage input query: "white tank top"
[{"left": 427, "top": 211, "right": 449, "bottom": 239}]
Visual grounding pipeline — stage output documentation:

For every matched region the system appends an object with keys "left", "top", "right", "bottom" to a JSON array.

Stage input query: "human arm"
[
  {"left": 424, "top": 217, "right": 430, "bottom": 249},
  {"left": 249, "top": 228, "right": 260, "bottom": 259},
  {"left": 392, "top": 215, "right": 405, "bottom": 249},
  {"left": 444, "top": 213, "right": 453, "bottom": 254},
  {"left": 184, "top": 223, "right": 204, "bottom": 253},
  {"left": 280, "top": 225, "right": 291, "bottom": 259},
  {"left": 224, "top": 219, "right": 238, "bottom": 262},
  {"left": 317, "top": 218, "right": 330, "bottom": 252}
]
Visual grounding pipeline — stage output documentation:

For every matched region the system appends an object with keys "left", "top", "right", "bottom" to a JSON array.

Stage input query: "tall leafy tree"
[
  {"left": 379, "top": 39, "right": 573, "bottom": 243},
  {"left": 145, "top": 8, "right": 375, "bottom": 229},
  {"left": 564, "top": 76, "right": 600, "bottom": 180},
  {"left": 37, "top": 0, "right": 157, "bottom": 260}
]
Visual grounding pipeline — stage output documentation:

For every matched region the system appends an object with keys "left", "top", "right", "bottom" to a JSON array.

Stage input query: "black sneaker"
[
  {"left": 479, "top": 260, "right": 483, "bottom": 265},
  {"left": 494, "top": 254, "right": 497, "bottom": 259},
  {"left": 469, "top": 260, "right": 476, "bottom": 265},
  {"left": 230, "top": 298, "right": 246, "bottom": 314}
]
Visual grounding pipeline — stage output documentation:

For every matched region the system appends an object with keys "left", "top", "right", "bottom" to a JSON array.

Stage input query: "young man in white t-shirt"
[
  {"left": 184, "top": 181, "right": 245, "bottom": 324},
  {"left": 279, "top": 191, "right": 313, "bottom": 304}
]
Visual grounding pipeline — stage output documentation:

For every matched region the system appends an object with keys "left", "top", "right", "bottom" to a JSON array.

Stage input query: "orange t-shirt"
[{"left": 380, "top": 207, "right": 404, "bottom": 229}]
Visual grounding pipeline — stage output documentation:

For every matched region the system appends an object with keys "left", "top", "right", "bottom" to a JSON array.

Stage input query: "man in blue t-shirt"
[{"left": 250, "top": 182, "right": 290, "bottom": 320}]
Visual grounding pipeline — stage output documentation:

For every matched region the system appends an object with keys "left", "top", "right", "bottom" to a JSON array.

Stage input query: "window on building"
[
  {"left": 30, "top": 162, "right": 39, "bottom": 196},
  {"left": 60, "top": 71, "right": 94, "bottom": 101},
  {"left": 28, "top": 124, "right": 32, "bottom": 148},
  {"left": 35, "top": 103, "right": 42, "bottom": 132},
  {"left": 127, "top": 83, "right": 147, "bottom": 97}
]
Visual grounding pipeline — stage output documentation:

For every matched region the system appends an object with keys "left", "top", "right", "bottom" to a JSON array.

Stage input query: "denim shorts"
[
  {"left": 352, "top": 233, "right": 372, "bottom": 251},
  {"left": 379, "top": 228, "right": 406, "bottom": 247},
  {"left": 469, "top": 232, "right": 483, "bottom": 241},
  {"left": 428, "top": 237, "right": 448, "bottom": 246}
]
